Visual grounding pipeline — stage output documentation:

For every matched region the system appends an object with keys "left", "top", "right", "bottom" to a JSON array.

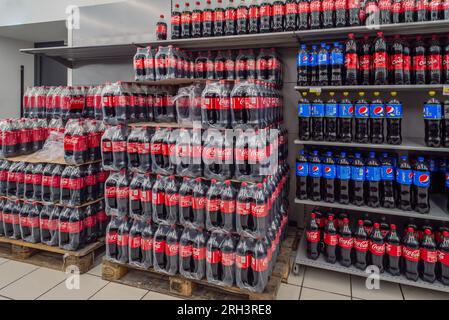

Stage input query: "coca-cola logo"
[
  {"left": 371, "top": 243, "right": 385, "bottom": 254},
  {"left": 167, "top": 194, "right": 179, "bottom": 203},
  {"left": 374, "top": 56, "right": 386, "bottom": 64},
  {"left": 403, "top": 247, "right": 420, "bottom": 260},
  {"left": 354, "top": 240, "right": 369, "bottom": 250},
  {"left": 339, "top": 237, "right": 354, "bottom": 248},
  {"left": 419, "top": 174, "right": 430, "bottom": 184},
  {"left": 307, "top": 231, "right": 319, "bottom": 242},
  {"left": 195, "top": 197, "right": 206, "bottom": 207}
]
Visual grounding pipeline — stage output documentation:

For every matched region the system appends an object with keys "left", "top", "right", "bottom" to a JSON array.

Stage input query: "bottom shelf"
[{"left": 295, "top": 234, "right": 449, "bottom": 294}]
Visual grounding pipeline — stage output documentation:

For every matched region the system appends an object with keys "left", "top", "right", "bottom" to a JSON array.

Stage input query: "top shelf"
[{"left": 20, "top": 21, "right": 449, "bottom": 69}]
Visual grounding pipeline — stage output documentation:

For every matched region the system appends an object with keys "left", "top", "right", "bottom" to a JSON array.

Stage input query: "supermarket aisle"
[{"left": 0, "top": 254, "right": 447, "bottom": 300}]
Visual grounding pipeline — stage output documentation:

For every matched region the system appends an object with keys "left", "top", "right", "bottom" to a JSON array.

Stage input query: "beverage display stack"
[
  {"left": 18, "top": 0, "right": 449, "bottom": 295},
  {"left": 0, "top": 87, "right": 108, "bottom": 273}
]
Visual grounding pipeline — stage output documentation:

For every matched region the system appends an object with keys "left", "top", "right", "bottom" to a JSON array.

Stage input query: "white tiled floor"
[{"left": 0, "top": 255, "right": 447, "bottom": 300}]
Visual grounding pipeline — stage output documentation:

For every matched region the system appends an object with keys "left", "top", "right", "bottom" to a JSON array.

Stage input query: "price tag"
[
  {"left": 309, "top": 87, "right": 322, "bottom": 94},
  {"left": 443, "top": 85, "right": 449, "bottom": 96}
]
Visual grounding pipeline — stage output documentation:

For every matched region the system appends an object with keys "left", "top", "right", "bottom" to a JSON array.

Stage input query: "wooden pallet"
[
  {"left": 0, "top": 236, "right": 105, "bottom": 274},
  {"left": 102, "top": 235, "right": 296, "bottom": 300}
]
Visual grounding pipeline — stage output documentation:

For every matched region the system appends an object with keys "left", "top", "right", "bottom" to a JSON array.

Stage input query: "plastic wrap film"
[
  {"left": 153, "top": 224, "right": 182, "bottom": 276},
  {"left": 206, "top": 231, "right": 237, "bottom": 287},
  {"left": 179, "top": 227, "right": 209, "bottom": 280},
  {"left": 175, "top": 84, "right": 203, "bottom": 125}
]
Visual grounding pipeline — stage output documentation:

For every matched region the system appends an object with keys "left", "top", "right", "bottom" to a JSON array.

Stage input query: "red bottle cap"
[
  {"left": 408, "top": 227, "right": 414, "bottom": 233},
  {"left": 390, "top": 224, "right": 396, "bottom": 230},
  {"left": 328, "top": 215, "right": 334, "bottom": 221},
  {"left": 358, "top": 220, "right": 364, "bottom": 226},
  {"left": 443, "top": 231, "right": 449, "bottom": 237},
  {"left": 310, "top": 213, "right": 316, "bottom": 219},
  {"left": 374, "top": 223, "right": 380, "bottom": 228},
  {"left": 425, "top": 229, "right": 432, "bottom": 235}
]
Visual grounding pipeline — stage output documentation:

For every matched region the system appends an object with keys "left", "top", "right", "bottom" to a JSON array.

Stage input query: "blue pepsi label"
[
  {"left": 296, "top": 162, "right": 309, "bottom": 177},
  {"left": 309, "top": 163, "right": 322, "bottom": 178},
  {"left": 325, "top": 104, "right": 338, "bottom": 117},
  {"left": 337, "top": 165, "right": 351, "bottom": 180},
  {"left": 298, "top": 103, "right": 311, "bottom": 117},
  {"left": 366, "top": 166, "right": 381, "bottom": 182},
  {"left": 385, "top": 104, "right": 403, "bottom": 118},
  {"left": 396, "top": 169, "right": 413, "bottom": 185},
  {"left": 423, "top": 104, "right": 442, "bottom": 119},
  {"left": 318, "top": 53, "right": 328, "bottom": 66},
  {"left": 413, "top": 171, "right": 430, "bottom": 188},
  {"left": 370, "top": 104, "right": 385, "bottom": 118},
  {"left": 351, "top": 166, "right": 365, "bottom": 181},
  {"left": 381, "top": 165, "right": 395, "bottom": 181},
  {"left": 312, "top": 104, "right": 325, "bottom": 117},
  {"left": 331, "top": 52, "right": 344, "bottom": 65},
  {"left": 355, "top": 104, "right": 369, "bottom": 118},
  {"left": 338, "top": 104, "right": 354, "bottom": 118},
  {"left": 428, "top": 159, "right": 437, "bottom": 173},
  {"left": 297, "top": 53, "right": 309, "bottom": 67},
  {"left": 309, "top": 54, "right": 318, "bottom": 67},
  {"left": 323, "top": 164, "right": 337, "bottom": 179}
]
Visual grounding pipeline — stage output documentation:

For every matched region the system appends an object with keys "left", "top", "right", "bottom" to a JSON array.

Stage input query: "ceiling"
[{"left": 0, "top": 20, "right": 67, "bottom": 44}]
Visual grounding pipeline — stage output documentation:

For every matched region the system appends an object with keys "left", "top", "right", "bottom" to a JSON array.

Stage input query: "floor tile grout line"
[
  {"left": 0, "top": 265, "right": 40, "bottom": 292},
  {"left": 399, "top": 284, "right": 406, "bottom": 300},
  {"left": 0, "top": 294, "right": 12, "bottom": 300},
  {"left": 350, "top": 275, "right": 353, "bottom": 299},
  {"left": 34, "top": 277, "right": 68, "bottom": 300},
  {"left": 87, "top": 281, "right": 112, "bottom": 300},
  {"left": 300, "top": 285, "right": 352, "bottom": 299},
  {"left": 298, "top": 267, "right": 307, "bottom": 300}
]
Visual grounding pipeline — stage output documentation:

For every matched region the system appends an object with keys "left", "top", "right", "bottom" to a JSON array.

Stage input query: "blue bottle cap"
[
  {"left": 355, "top": 153, "right": 361, "bottom": 158},
  {"left": 313, "top": 150, "right": 319, "bottom": 155},
  {"left": 417, "top": 157, "right": 425, "bottom": 162},
  {"left": 401, "top": 155, "right": 408, "bottom": 160},
  {"left": 321, "top": 42, "right": 326, "bottom": 48},
  {"left": 340, "top": 152, "right": 347, "bottom": 157},
  {"left": 326, "top": 152, "right": 333, "bottom": 157}
]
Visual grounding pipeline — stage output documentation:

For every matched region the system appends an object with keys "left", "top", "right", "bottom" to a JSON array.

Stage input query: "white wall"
[
  {"left": 0, "top": 0, "right": 125, "bottom": 27},
  {"left": 0, "top": 36, "right": 34, "bottom": 118}
]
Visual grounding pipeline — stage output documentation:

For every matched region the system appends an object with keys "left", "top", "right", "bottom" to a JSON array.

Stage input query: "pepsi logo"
[
  {"left": 302, "top": 56, "right": 308, "bottom": 62},
  {"left": 348, "top": 106, "right": 354, "bottom": 114},
  {"left": 297, "top": 165, "right": 304, "bottom": 171},
  {"left": 325, "top": 167, "right": 332, "bottom": 173},
  {"left": 312, "top": 166, "right": 320, "bottom": 172},
  {"left": 409, "top": 172, "right": 414, "bottom": 179},
  {"left": 358, "top": 106, "right": 368, "bottom": 115},
  {"left": 386, "top": 106, "right": 394, "bottom": 114},
  {"left": 386, "top": 168, "right": 393, "bottom": 175},
  {"left": 373, "top": 106, "right": 384, "bottom": 115},
  {"left": 419, "top": 174, "right": 430, "bottom": 184}
]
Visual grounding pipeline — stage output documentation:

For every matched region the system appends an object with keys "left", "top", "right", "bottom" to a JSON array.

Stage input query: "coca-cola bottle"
[
  {"left": 298, "top": 0, "right": 310, "bottom": 30},
  {"left": 335, "top": 0, "right": 347, "bottom": 28},
  {"left": 373, "top": 32, "right": 388, "bottom": 85},
  {"left": 259, "top": 0, "right": 272, "bottom": 33},
  {"left": 428, "top": 35, "right": 443, "bottom": 85},
  {"left": 413, "top": 36, "right": 427, "bottom": 85},
  {"left": 117, "top": 217, "right": 132, "bottom": 264},
  {"left": 385, "top": 224, "right": 401, "bottom": 276},
  {"left": 202, "top": 1, "right": 213, "bottom": 37},
  {"left": 310, "top": 0, "right": 322, "bottom": 29},
  {"left": 172, "top": 4, "right": 182, "bottom": 39},
  {"left": 369, "top": 223, "right": 385, "bottom": 273},
  {"left": 191, "top": 2, "right": 202, "bottom": 38},
  {"left": 214, "top": 0, "right": 226, "bottom": 36},
  {"left": 403, "top": 227, "right": 420, "bottom": 281},
  {"left": 272, "top": 0, "right": 285, "bottom": 32},
  {"left": 338, "top": 218, "right": 353, "bottom": 267},
  {"left": 248, "top": 0, "right": 260, "bottom": 34},
  {"left": 421, "top": 228, "right": 437, "bottom": 283},
  {"left": 156, "top": 15, "right": 168, "bottom": 40},
  {"left": 345, "top": 33, "right": 358, "bottom": 85},
  {"left": 354, "top": 220, "right": 369, "bottom": 270},
  {"left": 236, "top": 0, "right": 249, "bottom": 35},
  {"left": 141, "top": 219, "right": 156, "bottom": 268},
  {"left": 348, "top": 0, "right": 361, "bottom": 26},
  {"left": 181, "top": 2, "right": 192, "bottom": 39},
  {"left": 128, "top": 219, "right": 144, "bottom": 266},
  {"left": 324, "top": 215, "right": 338, "bottom": 264},
  {"left": 438, "top": 230, "right": 449, "bottom": 285},
  {"left": 285, "top": 0, "right": 298, "bottom": 31},
  {"left": 391, "top": 35, "right": 404, "bottom": 85}
]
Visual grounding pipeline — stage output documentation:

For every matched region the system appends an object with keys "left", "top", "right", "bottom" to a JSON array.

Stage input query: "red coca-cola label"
[
  {"left": 171, "top": 14, "right": 181, "bottom": 25},
  {"left": 192, "top": 12, "right": 202, "bottom": 23},
  {"left": 427, "top": 54, "right": 442, "bottom": 70},
  {"left": 152, "top": 192, "right": 165, "bottom": 205},
  {"left": 48, "top": 219, "right": 59, "bottom": 231},
  {"left": 64, "top": 135, "right": 88, "bottom": 152},
  {"left": 335, "top": 0, "right": 347, "bottom": 10},
  {"left": 107, "top": 231, "right": 118, "bottom": 244},
  {"left": 373, "top": 52, "right": 388, "bottom": 69},
  {"left": 390, "top": 53, "right": 404, "bottom": 70},
  {"left": 127, "top": 142, "right": 138, "bottom": 154},
  {"left": 416, "top": 0, "right": 428, "bottom": 10},
  {"left": 348, "top": 0, "right": 360, "bottom": 9},
  {"left": 84, "top": 215, "right": 96, "bottom": 228},
  {"left": 324, "top": 233, "right": 338, "bottom": 246},
  {"left": 386, "top": 243, "right": 402, "bottom": 257},
  {"left": 220, "top": 199, "right": 235, "bottom": 214},
  {"left": 222, "top": 252, "right": 235, "bottom": 266},
  {"left": 339, "top": 236, "right": 354, "bottom": 249},
  {"left": 378, "top": 0, "right": 391, "bottom": 10},
  {"left": 206, "top": 198, "right": 220, "bottom": 212},
  {"left": 260, "top": 5, "right": 272, "bottom": 17},
  {"left": 192, "top": 196, "right": 206, "bottom": 210},
  {"left": 105, "top": 186, "right": 116, "bottom": 198},
  {"left": 236, "top": 254, "right": 251, "bottom": 269},
  {"left": 345, "top": 53, "right": 358, "bottom": 69},
  {"left": 137, "top": 142, "right": 151, "bottom": 155},
  {"left": 165, "top": 242, "right": 179, "bottom": 257},
  {"left": 249, "top": 6, "right": 259, "bottom": 18},
  {"left": 117, "top": 234, "right": 129, "bottom": 247},
  {"left": 438, "top": 250, "right": 449, "bottom": 266},
  {"left": 165, "top": 193, "right": 179, "bottom": 206},
  {"left": 298, "top": 1, "right": 310, "bottom": 13},
  {"left": 68, "top": 221, "right": 83, "bottom": 234},
  {"left": 112, "top": 140, "right": 127, "bottom": 152},
  {"left": 237, "top": 7, "right": 248, "bottom": 19},
  {"left": 215, "top": 9, "right": 225, "bottom": 21},
  {"left": 235, "top": 147, "right": 248, "bottom": 161},
  {"left": 144, "top": 58, "right": 154, "bottom": 69},
  {"left": 129, "top": 188, "right": 141, "bottom": 201},
  {"left": 134, "top": 59, "right": 144, "bottom": 69},
  {"left": 354, "top": 239, "right": 369, "bottom": 252},
  {"left": 306, "top": 230, "right": 320, "bottom": 243},
  {"left": 402, "top": 246, "right": 420, "bottom": 262},
  {"left": 273, "top": 3, "right": 285, "bottom": 15},
  {"left": 203, "top": 10, "right": 213, "bottom": 22},
  {"left": 116, "top": 187, "right": 129, "bottom": 199},
  {"left": 181, "top": 13, "right": 192, "bottom": 24},
  {"left": 151, "top": 142, "right": 162, "bottom": 155},
  {"left": 252, "top": 204, "right": 268, "bottom": 218},
  {"left": 207, "top": 250, "right": 221, "bottom": 264},
  {"left": 370, "top": 242, "right": 386, "bottom": 256},
  {"left": 65, "top": 177, "right": 85, "bottom": 190},
  {"left": 102, "top": 140, "right": 112, "bottom": 153},
  {"left": 20, "top": 216, "right": 29, "bottom": 227},
  {"left": 286, "top": 3, "right": 298, "bottom": 14},
  {"left": 141, "top": 189, "right": 152, "bottom": 203},
  {"left": 413, "top": 55, "right": 427, "bottom": 71},
  {"left": 156, "top": 23, "right": 167, "bottom": 35},
  {"left": 252, "top": 256, "right": 269, "bottom": 272},
  {"left": 310, "top": 0, "right": 321, "bottom": 12},
  {"left": 141, "top": 238, "right": 153, "bottom": 251},
  {"left": 129, "top": 236, "right": 141, "bottom": 249},
  {"left": 154, "top": 240, "right": 166, "bottom": 253},
  {"left": 322, "top": 0, "right": 335, "bottom": 11},
  {"left": 236, "top": 201, "right": 252, "bottom": 215},
  {"left": 359, "top": 55, "right": 370, "bottom": 70},
  {"left": 421, "top": 248, "right": 438, "bottom": 263},
  {"left": 180, "top": 244, "right": 193, "bottom": 258},
  {"left": 193, "top": 247, "right": 206, "bottom": 260}
]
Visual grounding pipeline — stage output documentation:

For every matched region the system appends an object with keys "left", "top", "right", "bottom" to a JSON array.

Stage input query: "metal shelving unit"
[
  {"left": 295, "top": 84, "right": 448, "bottom": 93},
  {"left": 294, "top": 138, "right": 449, "bottom": 153},
  {"left": 294, "top": 234, "right": 449, "bottom": 293},
  {"left": 19, "top": 20, "right": 449, "bottom": 69},
  {"left": 294, "top": 196, "right": 449, "bottom": 222}
]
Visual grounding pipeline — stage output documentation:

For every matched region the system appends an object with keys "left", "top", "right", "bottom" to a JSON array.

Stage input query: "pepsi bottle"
[
  {"left": 397, "top": 156, "right": 413, "bottom": 211},
  {"left": 322, "top": 152, "right": 336, "bottom": 203},
  {"left": 324, "top": 92, "right": 338, "bottom": 142},
  {"left": 386, "top": 92, "right": 403, "bottom": 145},
  {"left": 336, "top": 152, "right": 351, "bottom": 204},
  {"left": 308, "top": 150, "right": 323, "bottom": 201},
  {"left": 296, "top": 150, "right": 309, "bottom": 200},
  {"left": 298, "top": 93, "right": 311, "bottom": 140},
  {"left": 413, "top": 157, "right": 430, "bottom": 214},
  {"left": 380, "top": 153, "right": 395, "bottom": 209},
  {"left": 424, "top": 91, "right": 442, "bottom": 148},
  {"left": 351, "top": 153, "right": 365, "bottom": 206},
  {"left": 354, "top": 92, "right": 369, "bottom": 144},
  {"left": 337, "top": 92, "right": 354, "bottom": 143},
  {"left": 311, "top": 94, "right": 325, "bottom": 141},
  {"left": 369, "top": 92, "right": 385, "bottom": 144},
  {"left": 366, "top": 152, "right": 381, "bottom": 208}
]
